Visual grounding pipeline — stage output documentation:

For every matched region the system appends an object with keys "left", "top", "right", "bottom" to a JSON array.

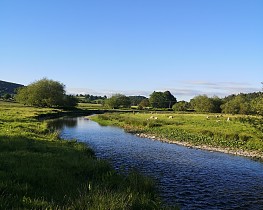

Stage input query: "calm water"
[{"left": 54, "top": 117, "right": 263, "bottom": 210}]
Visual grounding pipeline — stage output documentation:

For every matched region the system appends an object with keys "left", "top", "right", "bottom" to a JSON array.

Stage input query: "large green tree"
[
  {"left": 190, "top": 95, "right": 222, "bottom": 113},
  {"left": 129, "top": 96, "right": 147, "bottom": 106},
  {"left": 105, "top": 94, "right": 131, "bottom": 109},
  {"left": 163, "top": 91, "right": 177, "bottom": 108},
  {"left": 15, "top": 78, "right": 77, "bottom": 107},
  {"left": 172, "top": 101, "right": 190, "bottom": 111},
  {"left": 221, "top": 95, "right": 251, "bottom": 114},
  {"left": 138, "top": 98, "right": 150, "bottom": 108},
  {"left": 149, "top": 91, "right": 177, "bottom": 108}
]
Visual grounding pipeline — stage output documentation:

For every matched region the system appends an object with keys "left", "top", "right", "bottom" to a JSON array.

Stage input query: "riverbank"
[
  {"left": 136, "top": 133, "right": 263, "bottom": 160},
  {"left": 0, "top": 101, "right": 175, "bottom": 209},
  {"left": 91, "top": 112, "right": 263, "bottom": 161}
]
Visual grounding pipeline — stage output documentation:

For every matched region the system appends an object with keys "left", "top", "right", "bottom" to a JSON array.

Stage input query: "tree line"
[
  {"left": 76, "top": 94, "right": 107, "bottom": 104},
  {"left": 174, "top": 93, "right": 263, "bottom": 115},
  {"left": 14, "top": 78, "right": 263, "bottom": 115},
  {"left": 104, "top": 90, "right": 263, "bottom": 115}
]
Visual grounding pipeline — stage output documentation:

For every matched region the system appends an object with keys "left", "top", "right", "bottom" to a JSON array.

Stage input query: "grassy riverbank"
[
  {"left": 0, "top": 101, "right": 175, "bottom": 209},
  {"left": 92, "top": 112, "right": 263, "bottom": 160}
]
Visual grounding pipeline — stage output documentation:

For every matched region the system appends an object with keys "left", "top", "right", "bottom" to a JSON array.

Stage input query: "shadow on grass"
[{"left": 0, "top": 135, "right": 177, "bottom": 209}]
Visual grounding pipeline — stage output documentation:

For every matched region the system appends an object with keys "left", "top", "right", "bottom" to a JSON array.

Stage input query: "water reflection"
[{"left": 48, "top": 117, "right": 78, "bottom": 130}]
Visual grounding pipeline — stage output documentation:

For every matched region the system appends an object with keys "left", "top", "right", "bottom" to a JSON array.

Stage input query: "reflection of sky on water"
[{"left": 59, "top": 117, "right": 263, "bottom": 210}]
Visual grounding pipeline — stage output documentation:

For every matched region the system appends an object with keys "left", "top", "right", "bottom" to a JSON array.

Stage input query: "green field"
[
  {"left": 77, "top": 102, "right": 104, "bottom": 110},
  {"left": 92, "top": 112, "right": 263, "bottom": 159},
  {"left": 0, "top": 101, "right": 176, "bottom": 209}
]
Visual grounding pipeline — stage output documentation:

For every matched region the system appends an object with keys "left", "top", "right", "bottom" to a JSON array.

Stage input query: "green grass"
[
  {"left": 77, "top": 102, "right": 104, "bottom": 110},
  {"left": 92, "top": 112, "right": 263, "bottom": 154},
  {"left": 0, "top": 101, "right": 176, "bottom": 209}
]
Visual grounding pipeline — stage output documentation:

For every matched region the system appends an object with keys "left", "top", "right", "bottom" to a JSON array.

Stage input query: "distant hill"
[{"left": 0, "top": 80, "right": 24, "bottom": 96}]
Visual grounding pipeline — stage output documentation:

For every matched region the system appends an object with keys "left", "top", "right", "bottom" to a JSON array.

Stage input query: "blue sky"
[{"left": 0, "top": 0, "right": 262, "bottom": 101}]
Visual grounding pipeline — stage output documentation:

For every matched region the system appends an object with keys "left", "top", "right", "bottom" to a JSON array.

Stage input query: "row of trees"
[
  {"left": 14, "top": 78, "right": 263, "bottom": 115},
  {"left": 104, "top": 91, "right": 177, "bottom": 109},
  {"left": 104, "top": 91, "right": 263, "bottom": 116},
  {"left": 173, "top": 92, "right": 263, "bottom": 115},
  {"left": 77, "top": 94, "right": 107, "bottom": 104}
]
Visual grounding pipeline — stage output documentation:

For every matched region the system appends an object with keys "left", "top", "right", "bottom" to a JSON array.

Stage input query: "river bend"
[{"left": 54, "top": 117, "right": 263, "bottom": 210}]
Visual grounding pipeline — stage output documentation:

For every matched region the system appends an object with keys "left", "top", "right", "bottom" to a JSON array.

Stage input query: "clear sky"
[{"left": 0, "top": 0, "right": 262, "bottom": 101}]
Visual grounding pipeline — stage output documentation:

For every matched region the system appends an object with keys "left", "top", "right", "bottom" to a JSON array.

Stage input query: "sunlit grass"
[
  {"left": 77, "top": 102, "right": 103, "bottom": 110},
  {"left": 0, "top": 101, "right": 175, "bottom": 209},
  {"left": 92, "top": 112, "right": 263, "bottom": 153}
]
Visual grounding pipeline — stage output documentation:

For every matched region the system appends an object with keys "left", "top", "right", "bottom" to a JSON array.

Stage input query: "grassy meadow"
[
  {"left": 77, "top": 102, "right": 104, "bottom": 110},
  {"left": 92, "top": 112, "right": 263, "bottom": 159},
  {"left": 0, "top": 101, "right": 175, "bottom": 209}
]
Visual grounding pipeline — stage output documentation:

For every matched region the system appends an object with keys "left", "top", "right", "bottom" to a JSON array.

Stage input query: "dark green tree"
[
  {"left": 139, "top": 98, "right": 150, "bottom": 108},
  {"left": 210, "top": 96, "right": 223, "bottom": 113},
  {"left": 163, "top": 91, "right": 177, "bottom": 108},
  {"left": 149, "top": 91, "right": 176, "bottom": 108},
  {"left": 129, "top": 96, "right": 147, "bottom": 106},
  {"left": 105, "top": 94, "right": 131, "bottom": 109},
  {"left": 63, "top": 95, "right": 78, "bottom": 108},
  {"left": 190, "top": 95, "right": 219, "bottom": 113},
  {"left": 172, "top": 101, "right": 189, "bottom": 111},
  {"left": 221, "top": 95, "right": 251, "bottom": 114},
  {"left": 149, "top": 91, "right": 166, "bottom": 108}
]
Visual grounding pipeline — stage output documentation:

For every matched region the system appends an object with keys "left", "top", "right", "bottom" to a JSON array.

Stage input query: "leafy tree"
[
  {"left": 221, "top": 95, "right": 251, "bottom": 114},
  {"left": 149, "top": 91, "right": 176, "bottom": 108},
  {"left": 129, "top": 96, "right": 147, "bottom": 106},
  {"left": 190, "top": 95, "right": 219, "bottom": 113},
  {"left": 63, "top": 95, "right": 78, "bottom": 107},
  {"left": 163, "top": 91, "right": 177, "bottom": 108},
  {"left": 149, "top": 91, "right": 166, "bottom": 108},
  {"left": 139, "top": 98, "right": 150, "bottom": 108},
  {"left": 172, "top": 101, "right": 189, "bottom": 111},
  {"left": 105, "top": 94, "right": 131, "bottom": 109},
  {"left": 15, "top": 78, "right": 76, "bottom": 108},
  {"left": 252, "top": 96, "right": 263, "bottom": 115},
  {"left": 210, "top": 96, "right": 223, "bottom": 113}
]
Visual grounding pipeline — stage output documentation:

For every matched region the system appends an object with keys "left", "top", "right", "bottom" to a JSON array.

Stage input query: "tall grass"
[
  {"left": 0, "top": 101, "right": 176, "bottom": 209},
  {"left": 92, "top": 112, "right": 263, "bottom": 153}
]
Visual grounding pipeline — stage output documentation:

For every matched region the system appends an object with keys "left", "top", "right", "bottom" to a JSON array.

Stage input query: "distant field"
[
  {"left": 92, "top": 112, "right": 263, "bottom": 158},
  {"left": 77, "top": 102, "right": 103, "bottom": 110}
]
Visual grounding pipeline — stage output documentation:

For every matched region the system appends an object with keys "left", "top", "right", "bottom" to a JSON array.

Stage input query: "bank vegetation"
[
  {"left": 0, "top": 101, "right": 176, "bottom": 209},
  {"left": 92, "top": 112, "right": 263, "bottom": 160}
]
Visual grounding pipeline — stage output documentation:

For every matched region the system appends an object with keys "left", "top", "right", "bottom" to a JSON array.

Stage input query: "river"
[{"left": 53, "top": 117, "right": 263, "bottom": 209}]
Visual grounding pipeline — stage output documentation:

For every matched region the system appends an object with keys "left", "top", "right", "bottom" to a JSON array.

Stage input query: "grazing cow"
[{"left": 168, "top": 116, "right": 173, "bottom": 119}]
